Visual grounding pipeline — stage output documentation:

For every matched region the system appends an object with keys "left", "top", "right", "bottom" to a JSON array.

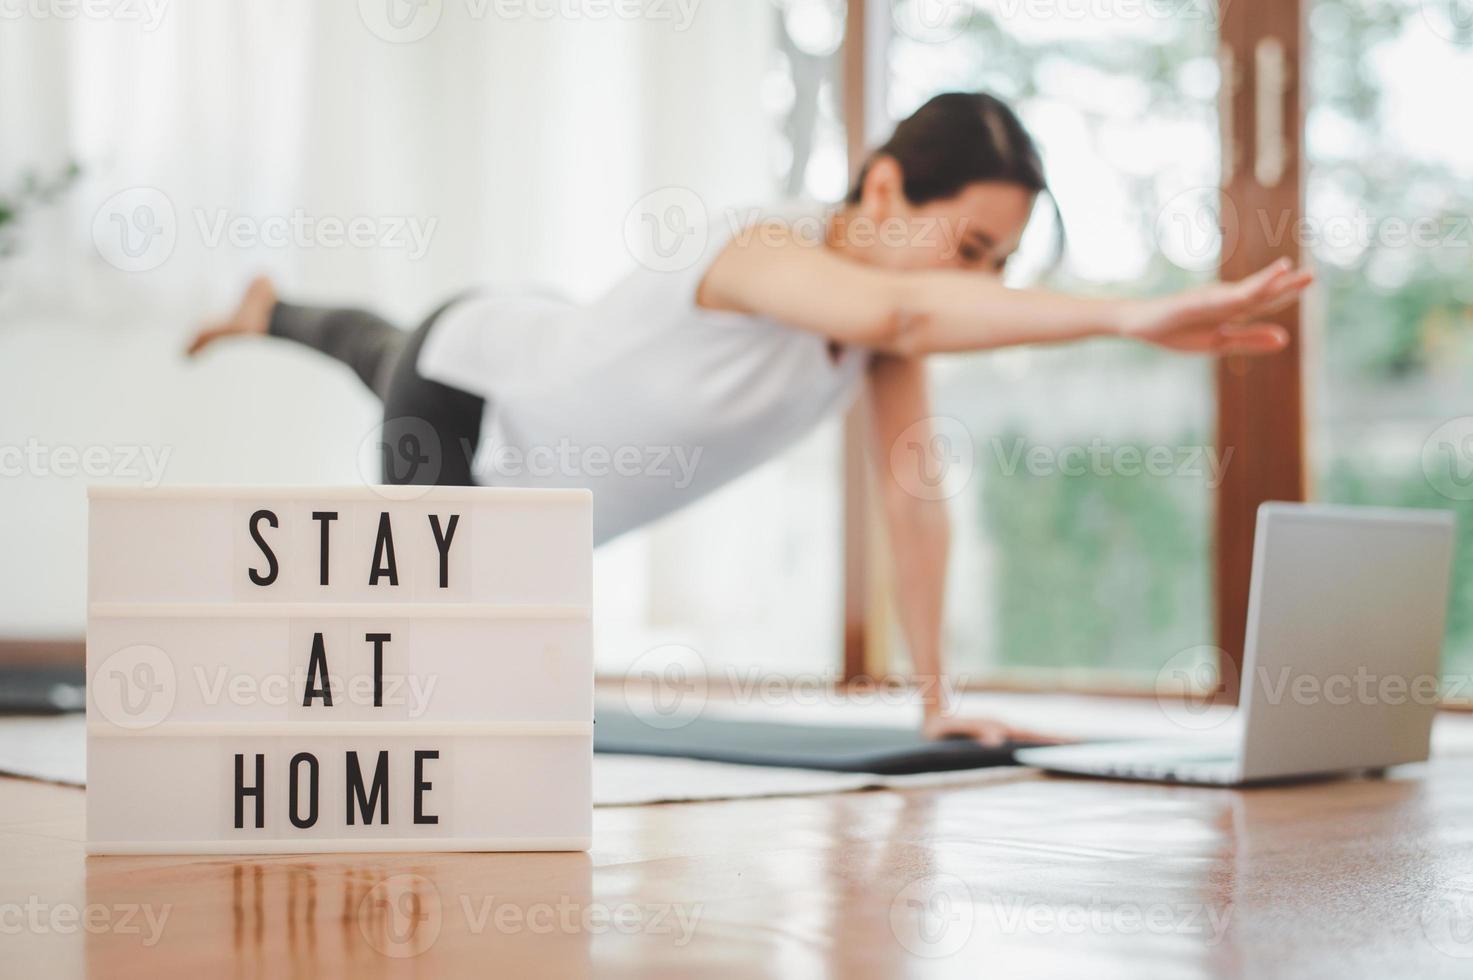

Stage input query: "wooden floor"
[{"left": 5, "top": 756, "right": 1473, "bottom": 978}]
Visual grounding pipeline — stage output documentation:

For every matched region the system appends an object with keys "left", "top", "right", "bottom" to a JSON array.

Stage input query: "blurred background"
[{"left": 2, "top": 0, "right": 1471, "bottom": 694}]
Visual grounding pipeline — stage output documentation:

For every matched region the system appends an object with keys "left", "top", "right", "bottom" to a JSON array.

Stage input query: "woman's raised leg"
[
  {"left": 189, "top": 279, "right": 483, "bottom": 486},
  {"left": 187, "top": 276, "right": 407, "bottom": 399}
]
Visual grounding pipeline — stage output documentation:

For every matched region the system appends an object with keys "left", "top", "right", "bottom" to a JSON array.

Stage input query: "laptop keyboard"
[{"left": 1099, "top": 754, "right": 1239, "bottom": 783}]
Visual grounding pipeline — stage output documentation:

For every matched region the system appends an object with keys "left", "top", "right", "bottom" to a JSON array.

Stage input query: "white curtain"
[
  {"left": 1, "top": 0, "right": 772, "bottom": 314},
  {"left": 0, "top": 1, "right": 844, "bottom": 675}
]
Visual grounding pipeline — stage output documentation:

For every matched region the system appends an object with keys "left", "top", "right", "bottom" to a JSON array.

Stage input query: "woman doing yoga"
[{"left": 187, "top": 92, "right": 1312, "bottom": 743}]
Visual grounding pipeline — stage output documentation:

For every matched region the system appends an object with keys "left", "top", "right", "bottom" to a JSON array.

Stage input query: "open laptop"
[{"left": 1015, "top": 502, "right": 1456, "bottom": 785}]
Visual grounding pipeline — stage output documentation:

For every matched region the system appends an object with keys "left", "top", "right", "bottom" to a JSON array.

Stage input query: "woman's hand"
[
  {"left": 922, "top": 712, "right": 1067, "bottom": 747},
  {"left": 1116, "top": 258, "right": 1313, "bottom": 356}
]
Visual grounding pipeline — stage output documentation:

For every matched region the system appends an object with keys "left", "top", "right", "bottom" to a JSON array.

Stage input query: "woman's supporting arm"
[
  {"left": 700, "top": 221, "right": 1311, "bottom": 357},
  {"left": 866, "top": 355, "right": 952, "bottom": 725},
  {"left": 866, "top": 355, "right": 1060, "bottom": 744}
]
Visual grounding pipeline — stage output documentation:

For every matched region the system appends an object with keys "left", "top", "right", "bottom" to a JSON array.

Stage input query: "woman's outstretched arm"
[{"left": 699, "top": 222, "right": 1311, "bottom": 357}]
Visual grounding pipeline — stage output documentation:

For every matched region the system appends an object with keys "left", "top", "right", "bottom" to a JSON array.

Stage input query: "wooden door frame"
[
  {"left": 1215, "top": 0, "right": 1308, "bottom": 699},
  {"left": 840, "top": 0, "right": 882, "bottom": 681}
]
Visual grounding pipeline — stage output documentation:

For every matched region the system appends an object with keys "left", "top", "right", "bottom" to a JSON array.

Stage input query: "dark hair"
[{"left": 846, "top": 92, "right": 1050, "bottom": 206}]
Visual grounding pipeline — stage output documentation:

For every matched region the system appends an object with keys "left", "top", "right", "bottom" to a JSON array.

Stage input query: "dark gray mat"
[
  {"left": 0, "top": 667, "right": 85, "bottom": 716},
  {"left": 594, "top": 708, "right": 1042, "bottom": 775}
]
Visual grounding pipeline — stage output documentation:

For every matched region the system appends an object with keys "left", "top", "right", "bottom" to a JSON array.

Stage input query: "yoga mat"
[
  {"left": 0, "top": 715, "right": 1033, "bottom": 806},
  {"left": 594, "top": 708, "right": 1039, "bottom": 775}
]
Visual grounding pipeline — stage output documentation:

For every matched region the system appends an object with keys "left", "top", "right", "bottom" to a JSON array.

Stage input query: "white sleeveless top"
[{"left": 416, "top": 205, "right": 871, "bottom": 545}]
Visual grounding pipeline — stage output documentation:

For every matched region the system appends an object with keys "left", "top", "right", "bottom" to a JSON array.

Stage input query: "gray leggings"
[{"left": 268, "top": 298, "right": 483, "bottom": 486}]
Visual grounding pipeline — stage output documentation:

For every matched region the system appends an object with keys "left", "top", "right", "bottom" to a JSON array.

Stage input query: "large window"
[
  {"left": 886, "top": 0, "right": 1225, "bottom": 684},
  {"left": 1307, "top": 0, "right": 1473, "bottom": 680}
]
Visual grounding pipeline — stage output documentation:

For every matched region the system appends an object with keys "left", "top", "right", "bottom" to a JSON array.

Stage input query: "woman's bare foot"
[{"left": 186, "top": 276, "right": 277, "bottom": 356}]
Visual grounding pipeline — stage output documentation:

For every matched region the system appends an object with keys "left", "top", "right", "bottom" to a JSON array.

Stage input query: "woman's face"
[{"left": 847, "top": 156, "right": 1037, "bottom": 276}]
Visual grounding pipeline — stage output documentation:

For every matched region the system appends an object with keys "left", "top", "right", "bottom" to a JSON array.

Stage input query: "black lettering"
[
  {"left": 429, "top": 514, "right": 460, "bottom": 589},
  {"left": 312, "top": 511, "right": 338, "bottom": 585},
  {"left": 365, "top": 632, "right": 391, "bottom": 708},
  {"left": 234, "top": 753, "right": 265, "bottom": 829},
  {"left": 303, "top": 632, "right": 333, "bottom": 707},
  {"left": 346, "top": 751, "right": 389, "bottom": 826},
  {"left": 247, "top": 510, "right": 279, "bottom": 586},
  {"left": 370, "top": 512, "right": 398, "bottom": 586},
  {"left": 288, "top": 753, "right": 319, "bottom": 829},
  {"left": 414, "top": 750, "right": 439, "bottom": 825}
]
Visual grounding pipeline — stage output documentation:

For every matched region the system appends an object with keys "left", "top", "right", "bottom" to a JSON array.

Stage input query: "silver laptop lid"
[{"left": 1238, "top": 503, "right": 1455, "bottom": 781}]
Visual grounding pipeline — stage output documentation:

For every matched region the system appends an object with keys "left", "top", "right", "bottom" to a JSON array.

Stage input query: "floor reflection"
[
  {"left": 85, "top": 851, "right": 593, "bottom": 977},
  {"left": 74, "top": 767, "right": 1458, "bottom": 978}
]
